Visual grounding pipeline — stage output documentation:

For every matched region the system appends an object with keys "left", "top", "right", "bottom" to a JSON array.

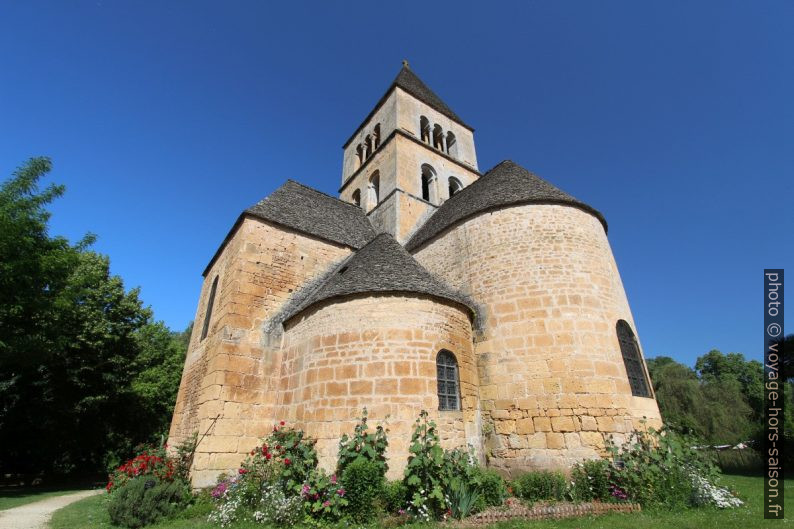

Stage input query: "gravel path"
[{"left": 0, "top": 489, "right": 102, "bottom": 529}]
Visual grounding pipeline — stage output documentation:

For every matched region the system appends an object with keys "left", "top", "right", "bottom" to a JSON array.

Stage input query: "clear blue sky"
[{"left": 1, "top": 1, "right": 790, "bottom": 367}]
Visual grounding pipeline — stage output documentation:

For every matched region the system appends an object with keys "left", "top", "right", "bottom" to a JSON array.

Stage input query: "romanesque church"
[{"left": 168, "top": 64, "right": 661, "bottom": 487}]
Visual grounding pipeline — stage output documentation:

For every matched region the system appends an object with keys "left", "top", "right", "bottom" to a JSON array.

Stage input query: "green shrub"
[
  {"left": 337, "top": 408, "right": 389, "bottom": 478},
  {"left": 512, "top": 470, "right": 567, "bottom": 502},
  {"left": 108, "top": 476, "right": 187, "bottom": 528},
  {"left": 607, "top": 427, "right": 732, "bottom": 508},
  {"left": 475, "top": 468, "right": 507, "bottom": 507},
  {"left": 381, "top": 480, "right": 408, "bottom": 515},
  {"left": 341, "top": 458, "right": 384, "bottom": 522},
  {"left": 569, "top": 459, "right": 612, "bottom": 502}
]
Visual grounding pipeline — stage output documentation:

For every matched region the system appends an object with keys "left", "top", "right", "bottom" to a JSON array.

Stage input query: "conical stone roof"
[
  {"left": 284, "top": 233, "right": 474, "bottom": 322},
  {"left": 406, "top": 160, "right": 607, "bottom": 250}
]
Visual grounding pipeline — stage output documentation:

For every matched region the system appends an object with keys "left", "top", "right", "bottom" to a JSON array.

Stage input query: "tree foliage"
[
  {"left": 0, "top": 157, "right": 189, "bottom": 476},
  {"left": 647, "top": 348, "right": 794, "bottom": 446}
]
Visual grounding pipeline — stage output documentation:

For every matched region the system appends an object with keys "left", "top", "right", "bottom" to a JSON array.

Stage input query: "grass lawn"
[
  {"left": 0, "top": 486, "right": 89, "bottom": 511},
  {"left": 49, "top": 474, "right": 793, "bottom": 529}
]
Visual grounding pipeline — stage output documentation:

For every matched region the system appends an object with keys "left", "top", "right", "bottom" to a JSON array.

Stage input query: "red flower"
[
  {"left": 280, "top": 420, "right": 285, "bottom": 426},
  {"left": 238, "top": 468, "right": 248, "bottom": 475},
  {"left": 266, "top": 453, "right": 272, "bottom": 460},
  {"left": 284, "top": 458, "right": 291, "bottom": 466}
]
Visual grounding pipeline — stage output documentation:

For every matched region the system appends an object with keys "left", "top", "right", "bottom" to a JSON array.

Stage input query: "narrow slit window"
[{"left": 200, "top": 276, "right": 219, "bottom": 341}]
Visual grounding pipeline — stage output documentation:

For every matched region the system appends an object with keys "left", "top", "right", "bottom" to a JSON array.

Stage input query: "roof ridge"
[{"left": 280, "top": 179, "right": 363, "bottom": 210}]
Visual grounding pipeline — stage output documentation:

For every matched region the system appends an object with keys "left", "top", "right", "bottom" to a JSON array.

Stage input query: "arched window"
[
  {"left": 356, "top": 145, "right": 364, "bottom": 167},
  {"left": 373, "top": 124, "right": 381, "bottom": 149},
  {"left": 433, "top": 124, "right": 444, "bottom": 151},
  {"left": 420, "top": 116, "right": 430, "bottom": 143},
  {"left": 365, "top": 135, "right": 373, "bottom": 159},
  {"left": 200, "top": 276, "right": 219, "bottom": 341},
  {"left": 446, "top": 131, "right": 457, "bottom": 157},
  {"left": 368, "top": 171, "right": 380, "bottom": 207},
  {"left": 436, "top": 350, "right": 461, "bottom": 411},
  {"left": 421, "top": 164, "right": 436, "bottom": 203},
  {"left": 448, "top": 176, "right": 463, "bottom": 198},
  {"left": 616, "top": 320, "right": 651, "bottom": 397},
  {"left": 352, "top": 189, "right": 361, "bottom": 207}
]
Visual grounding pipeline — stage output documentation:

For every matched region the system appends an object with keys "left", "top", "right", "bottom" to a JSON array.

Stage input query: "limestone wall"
[
  {"left": 412, "top": 204, "right": 661, "bottom": 475},
  {"left": 393, "top": 134, "right": 479, "bottom": 206},
  {"left": 168, "top": 217, "right": 352, "bottom": 487},
  {"left": 279, "top": 294, "right": 480, "bottom": 479}
]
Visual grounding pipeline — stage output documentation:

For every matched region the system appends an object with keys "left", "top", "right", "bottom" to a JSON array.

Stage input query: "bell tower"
[{"left": 339, "top": 62, "right": 480, "bottom": 243}]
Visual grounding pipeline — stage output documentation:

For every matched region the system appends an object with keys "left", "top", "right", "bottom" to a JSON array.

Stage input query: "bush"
[
  {"left": 512, "top": 470, "right": 567, "bottom": 502},
  {"left": 569, "top": 459, "right": 612, "bottom": 502},
  {"left": 107, "top": 444, "right": 175, "bottom": 494},
  {"left": 108, "top": 476, "right": 187, "bottom": 528},
  {"left": 474, "top": 468, "right": 507, "bottom": 507},
  {"left": 381, "top": 480, "right": 408, "bottom": 515},
  {"left": 608, "top": 426, "right": 742, "bottom": 509},
  {"left": 341, "top": 458, "right": 384, "bottom": 522},
  {"left": 209, "top": 421, "right": 322, "bottom": 526},
  {"left": 300, "top": 468, "right": 348, "bottom": 521},
  {"left": 337, "top": 408, "right": 389, "bottom": 478}
]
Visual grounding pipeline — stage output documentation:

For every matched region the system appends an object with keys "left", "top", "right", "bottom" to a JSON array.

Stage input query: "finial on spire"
[{"left": 402, "top": 59, "right": 410, "bottom": 69}]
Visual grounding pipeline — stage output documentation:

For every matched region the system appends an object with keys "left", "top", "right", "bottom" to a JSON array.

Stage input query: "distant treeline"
[{"left": 647, "top": 338, "right": 793, "bottom": 447}]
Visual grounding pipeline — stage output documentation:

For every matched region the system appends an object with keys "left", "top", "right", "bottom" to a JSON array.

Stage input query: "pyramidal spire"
[{"left": 392, "top": 64, "right": 470, "bottom": 130}]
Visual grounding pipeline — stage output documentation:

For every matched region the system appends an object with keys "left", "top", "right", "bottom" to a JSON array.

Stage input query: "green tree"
[
  {"left": 695, "top": 350, "right": 764, "bottom": 421},
  {"left": 131, "top": 321, "right": 190, "bottom": 440},
  {"left": 0, "top": 158, "right": 189, "bottom": 475}
]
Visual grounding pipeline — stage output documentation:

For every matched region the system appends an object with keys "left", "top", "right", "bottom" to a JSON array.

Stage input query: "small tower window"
[
  {"left": 448, "top": 176, "right": 463, "bottom": 198},
  {"left": 355, "top": 145, "right": 364, "bottom": 167},
  {"left": 373, "top": 124, "right": 381, "bottom": 149},
  {"left": 368, "top": 171, "right": 380, "bottom": 207},
  {"left": 437, "top": 350, "right": 461, "bottom": 411},
  {"left": 421, "top": 164, "right": 436, "bottom": 203},
  {"left": 446, "top": 131, "right": 457, "bottom": 157},
  {"left": 433, "top": 124, "right": 444, "bottom": 151},
  {"left": 352, "top": 189, "right": 361, "bottom": 207},
  {"left": 420, "top": 116, "right": 430, "bottom": 143},
  {"left": 616, "top": 320, "right": 651, "bottom": 397},
  {"left": 200, "top": 276, "right": 219, "bottom": 341},
  {"left": 365, "top": 135, "right": 373, "bottom": 159}
]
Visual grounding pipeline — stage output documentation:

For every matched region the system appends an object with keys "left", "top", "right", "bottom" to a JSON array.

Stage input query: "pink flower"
[
  {"left": 337, "top": 488, "right": 345, "bottom": 496},
  {"left": 330, "top": 474, "right": 337, "bottom": 484},
  {"left": 301, "top": 484, "right": 310, "bottom": 496},
  {"left": 323, "top": 500, "right": 330, "bottom": 508}
]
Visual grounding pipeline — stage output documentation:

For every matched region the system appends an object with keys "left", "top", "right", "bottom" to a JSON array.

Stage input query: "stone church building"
[{"left": 168, "top": 64, "right": 662, "bottom": 487}]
